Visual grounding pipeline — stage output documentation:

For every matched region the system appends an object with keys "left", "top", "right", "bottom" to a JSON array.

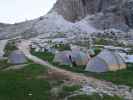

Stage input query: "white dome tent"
[
  {"left": 71, "top": 50, "right": 89, "bottom": 66},
  {"left": 53, "top": 51, "right": 72, "bottom": 65},
  {"left": 9, "top": 50, "right": 27, "bottom": 64},
  {"left": 85, "top": 49, "right": 127, "bottom": 73},
  {"left": 53, "top": 50, "right": 90, "bottom": 66}
]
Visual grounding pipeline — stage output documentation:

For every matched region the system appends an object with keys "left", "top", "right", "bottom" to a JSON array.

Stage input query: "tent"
[
  {"left": 9, "top": 50, "right": 27, "bottom": 64},
  {"left": 85, "top": 49, "right": 127, "bottom": 72},
  {"left": 71, "top": 51, "right": 90, "bottom": 66},
  {"left": 118, "top": 52, "right": 127, "bottom": 62},
  {"left": 53, "top": 51, "right": 72, "bottom": 65},
  {"left": 53, "top": 50, "right": 90, "bottom": 66}
]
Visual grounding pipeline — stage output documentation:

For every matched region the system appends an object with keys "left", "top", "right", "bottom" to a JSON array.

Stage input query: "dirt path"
[
  {"left": 17, "top": 40, "right": 98, "bottom": 83},
  {"left": 17, "top": 40, "right": 133, "bottom": 100}
]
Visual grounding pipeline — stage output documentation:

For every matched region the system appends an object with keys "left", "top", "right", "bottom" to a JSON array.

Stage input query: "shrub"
[
  {"left": 4, "top": 41, "right": 17, "bottom": 57},
  {"left": 62, "top": 85, "right": 80, "bottom": 92},
  {"left": 0, "top": 59, "right": 10, "bottom": 69}
]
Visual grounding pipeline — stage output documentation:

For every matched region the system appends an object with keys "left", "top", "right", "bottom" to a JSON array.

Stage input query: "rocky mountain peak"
[
  {"left": 0, "top": 0, "right": 133, "bottom": 39},
  {"left": 51, "top": 0, "right": 133, "bottom": 31},
  {"left": 52, "top": 0, "right": 124, "bottom": 22}
]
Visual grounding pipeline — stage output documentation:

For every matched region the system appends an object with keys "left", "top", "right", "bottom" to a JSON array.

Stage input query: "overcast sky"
[{"left": 0, "top": 0, "right": 56, "bottom": 24}]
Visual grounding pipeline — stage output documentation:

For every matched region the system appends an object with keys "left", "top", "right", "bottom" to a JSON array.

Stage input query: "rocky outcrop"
[
  {"left": 66, "top": 84, "right": 133, "bottom": 100},
  {"left": 52, "top": 0, "right": 133, "bottom": 31},
  {"left": 0, "top": 12, "right": 99, "bottom": 39},
  {"left": 52, "top": 0, "right": 123, "bottom": 22},
  {"left": 123, "top": 0, "right": 133, "bottom": 28}
]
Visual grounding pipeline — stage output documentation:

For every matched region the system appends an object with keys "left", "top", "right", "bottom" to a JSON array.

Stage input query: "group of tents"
[
  {"left": 53, "top": 49, "right": 127, "bottom": 73},
  {"left": 8, "top": 48, "right": 128, "bottom": 73},
  {"left": 53, "top": 50, "right": 89, "bottom": 66}
]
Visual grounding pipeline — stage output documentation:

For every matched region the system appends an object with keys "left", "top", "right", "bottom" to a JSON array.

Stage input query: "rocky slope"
[
  {"left": 0, "top": 12, "right": 98, "bottom": 39},
  {"left": 0, "top": 0, "right": 133, "bottom": 39},
  {"left": 52, "top": 0, "right": 133, "bottom": 31}
]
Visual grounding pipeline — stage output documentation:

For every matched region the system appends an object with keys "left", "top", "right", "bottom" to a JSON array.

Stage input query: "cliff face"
[
  {"left": 52, "top": 0, "right": 133, "bottom": 30},
  {"left": 1, "top": 0, "right": 133, "bottom": 39},
  {"left": 52, "top": 0, "right": 123, "bottom": 21},
  {"left": 123, "top": 1, "right": 133, "bottom": 28}
]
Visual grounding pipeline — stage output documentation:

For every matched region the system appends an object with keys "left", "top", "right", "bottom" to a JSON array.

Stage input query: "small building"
[
  {"left": 9, "top": 50, "right": 27, "bottom": 64},
  {"left": 85, "top": 49, "right": 127, "bottom": 73}
]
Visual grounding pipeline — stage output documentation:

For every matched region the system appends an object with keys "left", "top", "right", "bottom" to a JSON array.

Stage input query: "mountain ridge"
[{"left": 0, "top": 0, "right": 133, "bottom": 39}]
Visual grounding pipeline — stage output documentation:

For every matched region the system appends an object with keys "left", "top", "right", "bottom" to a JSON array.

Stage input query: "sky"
[{"left": 0, "top": 0, "right": 56, "bottom": 24}]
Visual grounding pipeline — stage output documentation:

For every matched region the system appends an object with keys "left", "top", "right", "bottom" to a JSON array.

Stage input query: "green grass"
[
  {"left": 53, "top": 62, "right": 86, "bottom": 73},
  {"left": 0, "top": 59, "right": 11, "bottom": 69},
  {"left": 0, "top": 63, "right": 52, "bottom": 100},
  {"left": 52, "top": 63, "right": 133, "bottom": 87},
  {"left": 58, "top": 85, "right": 81, "bottom": 99},
  {"left": 59, "top": 86, "right": 123, "bottom": 100},
  {"left": 62, "top": 85, "right": 81, "bottom": 92},
  {"left": 31, "top": 51, "right": 133, "bottom": 87},
  {"left": 53, "top": 44, "right": 71, "bottom": 51},
  {"left": 86, "top": 66, "right": 133, "bottom": 87},
  {"left": 68, "top": 94, "right": 123, "bottom": 100},
  {"left": 31, "top": 51, "right": 54, "bottom": 63},
  {"left": 0, "top": 58, "right": 34, "bottom": 70},
  {"left": 0, "top": 53, "right": 126, "bottom": 100},
  {"left": 94, "top": 38, "right": 110, "bottom": 45}
]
